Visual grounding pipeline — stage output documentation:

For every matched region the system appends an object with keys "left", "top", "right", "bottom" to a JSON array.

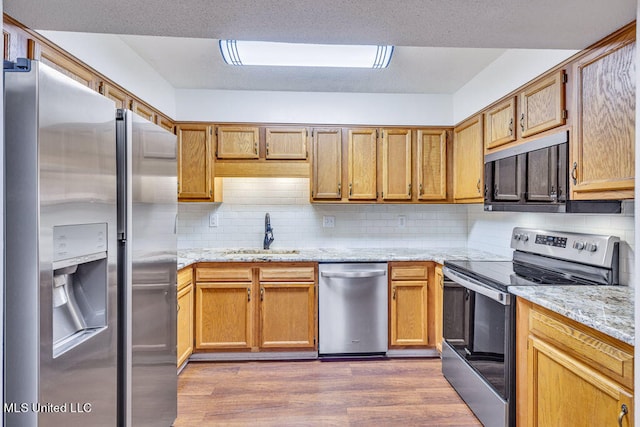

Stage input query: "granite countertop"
[
  {"left": 177, "top": 247, "right": 508, "bottom": 270},
  {"left": 509, "top": 285, "right": 634, "bottom": 346}
]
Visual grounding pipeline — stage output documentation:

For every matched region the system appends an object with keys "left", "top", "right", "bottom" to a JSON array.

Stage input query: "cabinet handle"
[
  {"left": 254, "top": 142, "right": 258, "bottom": 155},
  {"left": 266, "top": 142, "right": 269, "bottom": 156},
  {"left": 407, "top": 183, "right": 412, "bottom": 197},
  {"left": 571, "top": 162, "right": 578, "bottom": 185},
  {"left": 247, "top": 288, "right": 251, "bottom": 302},
  {"left": 477, "top": 179, "right": 481, "bottom": 193},
  {"left": 520, "top": 113, "right": 525, "bottom": 132},
  {"left": 337, "top": 182, "right": 341, "bottom": 197},
  {"left": 349, "top": 183, "right": 353, "bottom": 197},
  {"left": 618, "top": 404, "right": 628, "bottom": 427},
  {"left": 509, "top": 117, "right": 514, "bottom": 136},
  {"left": 493, "top": 184, "right": 499, "bottom": 198},
  {"left": 419, "top": 183, "right": 424, "bottom": 196},
  {"left": 392, "top": 287, "right": 396, "bottom": 300},
  {"left": 177, "top": 303, "right": 180, "bottom": 313},
  {"left": 260, "top": 287, "right": 264, "bottom": 301}
]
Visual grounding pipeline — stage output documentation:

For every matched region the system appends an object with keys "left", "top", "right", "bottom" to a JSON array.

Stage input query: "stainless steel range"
[{"left": 442, "top": 227, "right": 620, "bottom": 427}]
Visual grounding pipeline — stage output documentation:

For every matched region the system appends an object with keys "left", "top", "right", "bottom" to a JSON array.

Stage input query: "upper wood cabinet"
[
  {"left": 130, "top": 100, "right": 156, "bottom": 123},
  {"left": 36, "top": 43, "right": 99, "bottom": 90},
  {"left": 389, "top": 263, "right": 429, "bottom": 348},
  {"left": 381, "top": 128, "right": 412, "bottom": 200},
  {"left": 571, "top": 24, "right": 635, "bottom": 200},
  {"left": 98, "top": 81, "right": 130, "bottom": 109},
  {"left": 177, "top": 124, "right": 214, "bottom": 201},
  {"left": 311, "top": 128, "right": 343, "bottom": 200},
  {"left": 484, "top": 97, "right": 516, "bottom": 150},
  {"left": 519, "top": 70, "right": 566, "bottom": 138},
  {"left": 265, "top": 127, "right": 308, "bottom": 159},
  {"left": 453, "top": 115, "right": 484, "bottom": 202},
  {"left": 347, "top": 128, "right": 378, "bottom": 200},
  {"left": 216, "top": 126, "right": 260, "bottom": 159},
  {"left": 156, "top": 114, "right": 175, "bottom": 134},
  {"left": 416, "top": 129, "right": 447, "bottom": 201},
  {"left": 3, "top": 16, "right": 34, "bottom": 62}
]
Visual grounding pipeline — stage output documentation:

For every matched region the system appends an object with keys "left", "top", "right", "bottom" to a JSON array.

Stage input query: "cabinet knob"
[
  {"left": 477, "top": 179, "right": 481, "bottom": 193},
  {"left": 509, "top": 117, "right": 514, "bottom": 136},
  {"left": 618, "top": 403, "right": 628, "bottom": 427},
  {"left": 349, "top": 183, "right": 353, "bottom": 197},
  {"left": 571, "top": 162, "right": 578, "bottom": 185},
  {"left": 247, "top": 288, "right": 251, "bottom": 302},
  {"left": 260, "top": 287, "right": 264, "bottom": 301},
  {"left": 520, "top": 113, "right": 525, "bottom": 132},
  {"left": 392, "top": 287, "right": 396, "bottom": 300},
  {"left": 407, "top": 183, "right": 412, "bottom": 197},
  {"left": 419, "top": 183, "right": 424, "bottom": 196},
  {"left": 337, "top": 182, "right": 341, "bottom": 197}
]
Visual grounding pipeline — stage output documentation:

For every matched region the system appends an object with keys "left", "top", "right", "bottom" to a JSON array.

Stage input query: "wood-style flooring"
[{"left": 175, "top": 358, "right": 481, "bottom": 426}]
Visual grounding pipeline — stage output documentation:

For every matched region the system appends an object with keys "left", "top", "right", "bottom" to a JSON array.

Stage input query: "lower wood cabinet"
[
  {"left": 516, "top": 298, "right": 633, "bottom": 427},
  {"left": 434, "top": 265, "right": 444, "bottom": 353},
  {"left": 388, "top": 262, "right": 431, "bottom": 348},
  {"left": 195, "top": 263, "right": 317, "bottom": 352},
  {"left": 177, "top": 267, "right": 194, "bottom": 367}
]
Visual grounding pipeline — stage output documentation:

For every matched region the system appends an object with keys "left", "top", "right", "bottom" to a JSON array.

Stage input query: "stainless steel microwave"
[{"left": 483, "top": 131, "right": 621, "bottom": 214}]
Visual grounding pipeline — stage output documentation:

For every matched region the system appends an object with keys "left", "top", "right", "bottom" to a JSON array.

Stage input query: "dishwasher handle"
[{"left": 320, "top": 270, "right": 386, "bottom": 279}]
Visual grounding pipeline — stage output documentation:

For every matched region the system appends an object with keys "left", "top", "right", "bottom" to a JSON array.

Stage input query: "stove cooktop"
[{"left": 444, "top": 260, "right": 584, "bottom": 292}]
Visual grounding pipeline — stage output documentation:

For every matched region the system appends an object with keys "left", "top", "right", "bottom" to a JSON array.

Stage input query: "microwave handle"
[{"left": 443, "top": 267, "right": 511, "bottom": 306}]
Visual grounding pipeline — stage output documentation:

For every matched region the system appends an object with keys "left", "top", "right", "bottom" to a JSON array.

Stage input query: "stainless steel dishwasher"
[{"left": 318, "top": 263, "right": 388, "bottom": 357}]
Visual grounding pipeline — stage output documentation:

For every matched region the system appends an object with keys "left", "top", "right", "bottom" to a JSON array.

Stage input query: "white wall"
[
  {"left": 36, "top": 31, "right": 177, "bottom": 118},
  {"left": 452, "top": 49, "right": 578, "bottom": 123},
  {"left": 175, "top": 90, "right": 452, "bottom": 125},
  {"left": 178, "top": 178, "right": 468, "bottom": 249}
]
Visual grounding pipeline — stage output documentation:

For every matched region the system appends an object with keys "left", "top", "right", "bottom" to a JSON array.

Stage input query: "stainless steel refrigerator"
[{"left": 4, "top": 59, "right": 177, "bottom": 426}]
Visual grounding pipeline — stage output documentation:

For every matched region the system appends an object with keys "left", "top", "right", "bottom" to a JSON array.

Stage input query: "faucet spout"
[{"left": 263, "top": 213, "right": 274, "bottom": 249}]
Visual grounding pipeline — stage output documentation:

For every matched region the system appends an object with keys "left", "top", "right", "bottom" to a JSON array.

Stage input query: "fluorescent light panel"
[{"left": 219, "top": 40, "right": 394, "bottom": 68}]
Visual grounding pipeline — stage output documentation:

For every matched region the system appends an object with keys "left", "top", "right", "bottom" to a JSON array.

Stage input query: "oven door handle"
[{"left": 443, "top": 267, "right": 511, "bottom": 306}]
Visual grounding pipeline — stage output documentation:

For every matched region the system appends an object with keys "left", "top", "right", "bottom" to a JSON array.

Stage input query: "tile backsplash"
[{"left": 178, "top": 178, "right": 635, "bottom": 286}]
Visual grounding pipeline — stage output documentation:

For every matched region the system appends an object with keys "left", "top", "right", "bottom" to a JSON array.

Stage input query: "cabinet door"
[
  {"left": 311, "top": 128, "right": 342, "bottom": 200},
  {"left": 493, "top": 156, "right": 522, "bottom": 201},
  {"left": 434, "top": 266, "right": 444, "bottom": 353},
  {"left": 216, "top": 126, "right": 260, "bottom": 159},
  {"left": 177, "top": 284, "right": 194, "bottom": 367},
  {"left": 156, "top": 114, "right": 175, "bottom": 134},
  {"left": 195, "top": 282, "right": 253, "bottom": 349},
  {"left": 381, "top": 128, "right": 412, "bottom": 200},
  {"left": 37, "top": 43, "right": 98, "bottom": 90},
  {"left": 3, "top": 17, "right": 35, "bottom": 61},
  {"left": 526, "top": 146, "right": 559, "bottom": 202},
  {"left": 131, "top": 100, "right": 156, "bottom": 123},
  {"left": 347, "top": 128, "right": 377, "bottom": 200},
  {"left": 416, "top": 129, "right": 447, "bottom": 201},
  {"left": 177, "top": 124, "right": 213, "bottom": 200},
  {"left": 572, "top": 27, "right": 635, "bottom": 200},
  {"left": 390, "top": 280, "right": 428, "bottom": 346},
  {"left": 265, "top": 127, "right": 308, "bottom": 159},
  {"left": 485, "top": 97, "right": 516, "bottom": 150},
  {"left": 519, "top": 70, "right": 566, "bottom": 138},
  {"left": 98, "top": 81, "right": 130, "bottom": 109},
  {"left": 453, "top": 115, "right": 484, "bottom": 202},
  {"left": 527, "top": 336, "right": 633, "bottom": 427},
  {"left": 259, "top": 282, "right": 316, "bottom": 349}
]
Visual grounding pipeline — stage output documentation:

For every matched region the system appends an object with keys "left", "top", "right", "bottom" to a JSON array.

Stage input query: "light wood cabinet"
[
  {"left": 130, "top": 100, "right": 156, "bottom": 122},
  {"left": 516, "top": 298, "right": 634, "bottom": 427},
  {"left": 36, "top": 43, "right": 98, "bottom": 90},
  {"left": 484, "top": 97, "right": 516, "bottom": 150},
  {"left": 195, "top": 263, "right": 317, "bottom": 352},
  {"left": 3, "top": 16, "right": 35, "bottom": 62},
  {"left": 98, "top": 81, "right": 130, "bottom": 109},
  {"left": 416, "top": 129, "right": 447, "bottom": 201},
  {"left": 381, "top": 128, "right": 412, "bottom": 200},
  {"left": 453, "top": 115, "right": 484, "bottom": 202},
  {"left": 177, "top": 268, "right": 194, "bottom": 367},
  {"left": 265, "top": 127, "right": 308, "bottom": 159},
  {"left": 389, "top": 263, "right": 429, "bottom": 348},
  {"left": 434, "top": 265, "right": 444, "bottom": 353},
  {"left": 519, "top": 70, "right": 566, "bottom": 138},
  {"left": 156, "top": 114, "right": 175, "bottom": 134},
  {"left": 311, "top": 128, "right": 343, "bottom": 200},
  {"left": 177, "top": 124, "right": 215, "bottom": 201},
  {"left": 347, "top": 128, "right": 378, "bottom": 200},
  {"left": 571, "top": 24, "right": 635, "bottom": 200},
  {"left": 216, "top": 126, "right": 260, "bottom": 159}
]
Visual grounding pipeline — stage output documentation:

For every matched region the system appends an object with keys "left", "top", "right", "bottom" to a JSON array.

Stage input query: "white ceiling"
[{"left": 5, "top": 0, "right": 637, "bottom": 93}]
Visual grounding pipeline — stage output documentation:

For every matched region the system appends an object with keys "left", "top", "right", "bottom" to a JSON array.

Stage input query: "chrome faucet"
[{"left": 263, "top": 213, "right": 274, "bottom": 250}]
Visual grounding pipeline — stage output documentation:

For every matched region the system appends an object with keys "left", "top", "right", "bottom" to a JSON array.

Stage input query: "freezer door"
[
  {"left": 4, "top": 61, "right": 118, "bottom": 426},
  {"left": 117, "top": 110, "right": 177, "bottom": 427}
]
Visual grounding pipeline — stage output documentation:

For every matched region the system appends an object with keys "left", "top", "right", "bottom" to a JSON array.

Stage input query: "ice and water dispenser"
[{"left": 52, "top": 223, "right": 108, "bottom": 357}]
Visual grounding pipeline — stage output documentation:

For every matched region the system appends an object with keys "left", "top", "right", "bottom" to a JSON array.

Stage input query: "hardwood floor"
[{"left": 175, "top": 358, "right": 481, "bottom": 426}]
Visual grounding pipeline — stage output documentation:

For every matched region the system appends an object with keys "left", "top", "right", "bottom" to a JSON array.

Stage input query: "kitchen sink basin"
[{"left": 223, "top": 249, "right": 300, "bottom": 256}]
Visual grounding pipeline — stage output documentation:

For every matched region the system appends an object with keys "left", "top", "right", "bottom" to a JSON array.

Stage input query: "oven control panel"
[{"left": 534, "top": 234, "right": 567, "bottom": 248}]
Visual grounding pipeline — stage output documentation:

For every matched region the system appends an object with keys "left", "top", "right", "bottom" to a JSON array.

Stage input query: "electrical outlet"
[
  {"left": 209, "top": 213, "right": 218, "bottom": 227},
  {"left": 322, "top": 215, "right": 335, "bottom": 228},
  {"left": 398, "top": 215, "right": 406, "bottom": 228}
]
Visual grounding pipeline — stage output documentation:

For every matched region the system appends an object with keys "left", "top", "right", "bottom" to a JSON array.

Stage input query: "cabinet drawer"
[
  {"left": 196, "top": 267, "right": 253, "bottom": 282},
  {"left": 178, "top": 267, "right": 193, "bottom": 291},
  {"left": 259, "top": 267, "right": 315, "bottom": 282},
  {"left": 529, "top": 306, "right": 633, "bottom": 389},
  {"left": 390, "top": 265, "right": 428, "bottom": 280}
]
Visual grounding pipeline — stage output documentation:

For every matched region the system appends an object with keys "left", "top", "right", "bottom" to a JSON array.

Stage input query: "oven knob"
[
  {"left": 573, "top": 241, "right": 585, "bottom": 251},
  {"left": 585, "top": 243, "right": 598, "bottom": 252},
  {"left": 513, "top": 233, "right": 521, "bottom": 241},
  {"left": 521, "top": 234, "right": 529, "bottom": 242}
]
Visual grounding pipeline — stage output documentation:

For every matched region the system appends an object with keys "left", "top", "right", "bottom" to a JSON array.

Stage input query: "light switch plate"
[
  {"left": 322, "top": 215, "right": 335, "bottom": 228},
  {"left": 209, "top": 213, "right": 218, "bottom": 227}
]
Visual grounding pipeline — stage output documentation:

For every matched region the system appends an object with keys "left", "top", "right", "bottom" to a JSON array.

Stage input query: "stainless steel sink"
[{"left": 223, "top": 249, "right": 300, "bottom": 256}]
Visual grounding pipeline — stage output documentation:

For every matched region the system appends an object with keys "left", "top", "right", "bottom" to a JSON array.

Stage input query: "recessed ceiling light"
[{"left": 219, "top": 40, "right": 394, "bottom": 69}]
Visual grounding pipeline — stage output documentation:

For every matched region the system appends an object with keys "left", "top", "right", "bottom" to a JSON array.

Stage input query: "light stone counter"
[
  {"left": 509, "top": 285, "right": 634, "bottom": 346},
  {"left": 178, "top": 247, "right": 507, "bottom": 270}
]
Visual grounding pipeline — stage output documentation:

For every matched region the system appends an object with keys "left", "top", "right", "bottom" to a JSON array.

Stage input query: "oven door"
[{"left": 441, "top": 266, "right": 515, "bottom": 427}]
